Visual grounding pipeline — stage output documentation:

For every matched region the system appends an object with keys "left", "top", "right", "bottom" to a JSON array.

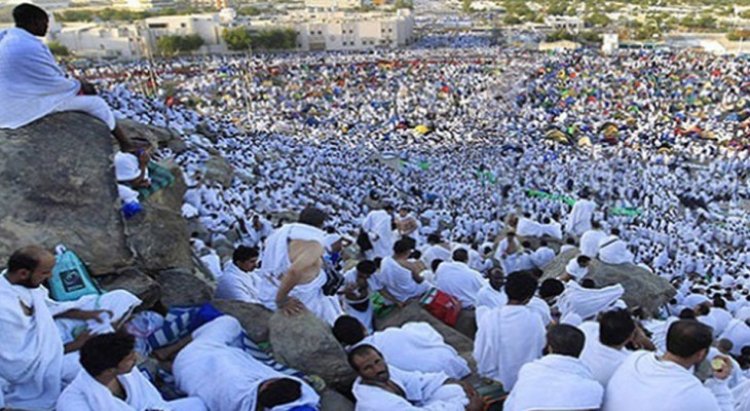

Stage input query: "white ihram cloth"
[
  {"left": 379, "top": 256, "right": 430, "bottom": 303},
  {"left": 360, "top": 322, "right": 470, "bottom": 379},
  {"left": 435, "top": 261, "right": 486, "bottom": 308},
  {"left": 362, "top": 210, "right": 395, "bottom": 259},
  {"left": 257, "top": 223, "right": 343, "bottom": 325},
  {"left": 0, "top": 275, "right": 76, "bottom": 410},
  {"left": 603, "top": 351, "right": 733, "bottom": 411},
  {"left": 214, "top": 261, "right": 260, "bottom": 304},
  {"left": 580, "top": 229, "right": 607, "bottom": 258},
  {"left": 0, "top": 29, "right": 112, "bottom": 130},
  {"left": 565, "top": 199, "right": 596, "bottom": 236},
  {"left": 578, "top": 321, "right": 630, "bottom": 386},
  {"left": 516, "top": 218, "right": 544, "bottom": 238},
  {"left": 598, "top": 236, "right": 635, "bottom": 265},
  {"left": 557, "top": 282, "right": 624, "bottom": 322},
  {"left": 475, "top": 285, "right": 507, "bottom": 324},
  {"left": 731, "top": 378, "right": 750, "bottom": 411},
  {"left": 421, "top": 244, "right": 452, "bottom": 268},
  {"left": 57, "top": 368, "right": 207, "bottom": 411},
  {"left": 504, "top": 354, "right": 604, "bottom": 411},
  {"left": 174, "top": 316, "right": 320, "bottom": 411},
  {"left": 53, "top": 290, "right": 142, "bottom": 345},
  {"left": 0, "top": 28, "right": 80, "bottom": 129},
  {"left": 352, "top": 366, "right": 468, "bottom": 411},
  {"left": 473, "top": 305, "right": 546, "bottom": 390}
]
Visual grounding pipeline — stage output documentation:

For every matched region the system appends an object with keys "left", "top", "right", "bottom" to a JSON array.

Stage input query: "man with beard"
[
  {"left": 0, "top": 245, "right": 141, "bottom": 410},
  {"left": 349, "top": 344, "right": 483, "bottom": 410}
]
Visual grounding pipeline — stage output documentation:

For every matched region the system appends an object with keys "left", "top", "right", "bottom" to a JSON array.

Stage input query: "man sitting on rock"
[
  {"left": 57, "top": 332, "right": 207, "bottom": 411},
  {"left": 257, "top": 206, "right": 344, "bottom": 326},
  {"left": 332, "top": 315, "right": 471, "bottom": 379},
  {"left": 153, "top": 315, "right": 319, "bottom": 411},
  {"left": 0, "top": 3, "right": 134, "bottom": 150},
  {"left": 350, "top": 344, "right": 483, "bottom": 411},
  {"left": 215, "top": 245, "right": 260, "bottom": 303},
  {"left": 0, "top": 245, "right": 141, "bottom": 410}
]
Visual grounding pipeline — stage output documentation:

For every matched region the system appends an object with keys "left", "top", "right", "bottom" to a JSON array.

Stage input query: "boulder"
[
  {"left": 123, "top": 162, "right": 193, "bottom": 273},
  {"left": 269, "top": 311, "right": 355, "bottom": 390},
  {"left": 320, "top": 389, "right": 355, "bottom": 411},
  {"left": 0, "top": 113, "right": 133, "bottom": 274},
  {"left": 118, "top": 119, "right": 179, "bottom": 148},
  {"left": 154, "top": 268, "right": 213, "bottom": 307},
  {"left": 211, "top": 299, "right": 274, "bottom": 343},
  {"left": 196, "top": 122, "right": 219, "bottom": 143},
  {"left": 98, "top": 267, "right": 161, "bottom": 310},
  {"left": 204, "top": 154, "right": 234, "bottom": 189},
  {"left": 542, "top": 249, "right": 676, "bottom": 316}
]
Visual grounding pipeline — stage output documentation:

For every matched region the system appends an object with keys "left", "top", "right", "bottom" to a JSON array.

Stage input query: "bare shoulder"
[{"left": 288, "top": 239, "right": 324, "bottom": 260}]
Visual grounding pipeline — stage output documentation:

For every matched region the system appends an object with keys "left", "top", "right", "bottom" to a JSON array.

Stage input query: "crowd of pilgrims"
[{"left": 12, "top": 31, "right": 750, "bottom": 409}]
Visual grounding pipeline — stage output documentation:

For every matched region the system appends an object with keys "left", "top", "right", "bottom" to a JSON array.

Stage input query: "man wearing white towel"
[
  {"left": 0, "top": 4, "right": 133, "bottom": 150},
  {"left": 57, "top": 333, "right": 207, "bottom": 411},
  {"left": 578, "top": 309, "right": 636, "bottom": 386},
  {"left": 604, "top": 320, "right": 734, "bottom": 411},
  {"left": 349, "top": 344, "right": 483, "bottom": 411},
  {"left": 504, "top": 324, "right": 604, "bottom": 411}
]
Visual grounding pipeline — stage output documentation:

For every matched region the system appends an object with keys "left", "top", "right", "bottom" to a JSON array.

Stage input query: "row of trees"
[
  {"left": 156, "top": 34, "right": 205, "bottom": 56},
  {"left": 222, "top": 28, "right": 297, "bottom": 51},
  {"left": 54, "top": 7, "right": 209, "bottom": 22}
]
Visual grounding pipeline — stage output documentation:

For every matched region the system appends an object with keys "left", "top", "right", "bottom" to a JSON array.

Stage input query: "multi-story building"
[
  {"left": 544, "top": 16, "right": 584, "bottom": 33},
  {"left": 254, "top": 8, "right": 414, "bottom": 51},
  {"left": 53, "top": 22, "right": 144, "bottom": 58},
  {"left": 111, "top": 0, "right": 175, "bottom": 11},
  {"left": 143, "top": 13, "right": 226, "bottom": 53},
  {"left": 304, "top": 0, "right": 364, "bottom": 11}
]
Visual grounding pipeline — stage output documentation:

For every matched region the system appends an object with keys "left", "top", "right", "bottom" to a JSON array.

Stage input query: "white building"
[
  {"left": 602, "top": 33, "right": 618, "bottom": 54},
  {"left": 254, "top": 8, "right": 414, "bottom": 51},
  {"left": 144, "top": 13, "right": 226, "bottom": 53},
  {"left": 54, "top": 22, "right": 144, "bottom": 58},
  {"left": 111, "top": 0, "right": 175, "bottom": 11},
  {"left": 544, "top": 16, "right": 583, "bottom": 33},
  {"left": 304, "top": 0, "right": 364, "bottom": 11}
]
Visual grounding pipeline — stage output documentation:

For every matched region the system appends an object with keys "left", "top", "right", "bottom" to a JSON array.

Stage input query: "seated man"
[
  {"left": 333, "top": 315, "right": 470, "bottom": 379},
  {"left": 215, "top": 245, "right": 260, "bottom": 303},
  {"left": 578, "top": 309, "right": 636, "bottom": 386},
  {"left": 604, "top": 320, "right": 733, "bottom": 411},
  {"left": 57, "top": 333, "right": 206, "bottom": 411},
  {"left": 0, "top": 245, "right": 141, "bottom": 410},
  {"left": 379, "top": 239, "right": 431, "bottom": 304},
  {"left": 341, "top": 260, "right": 388, "bottom": 333},
  {"left": 257, "top": 206, "right": 343, "bottom": 325},
  {"left": 0, "top": 4, "right": 133, "bottom": 150},
  {"left": 473, "top": 271, "right": 545, "bottom": 391},
  {"left": 504, "top": 324, "right": 604, "bottom": 411},
  {"left": 349, "top": 344, "right": 483, "bottom": 411},
  {"left": 159, "top": 315, "right": 319, "bottom": 411},
  {"left": 435, "top": 248, "right": 486, "bottom": 309}
]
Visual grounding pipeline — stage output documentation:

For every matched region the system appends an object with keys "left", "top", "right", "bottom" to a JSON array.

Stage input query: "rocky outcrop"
[
  {"left": 269, "top": 311, "right": 356, "bottom": 390},
  {"left": 0, "top": 113, "right": 132, "bottom": 274},
  {"left": 320, "top": 389, "right": 355, "bottom": 411},
  {"left": 542, "top": 249, "right": 676, "bottom": 316},
  {"left": 204, "top": 154, "right": 234, "bottom": 189},
  {"left": 98, "top": 267, "right": 161, "bottom": 310},
  {"left": 154, "top": 268, "right": 213, "bottom": 307},
  {"left": 212, "top": 299, "right": 274, "bottom": 343}
]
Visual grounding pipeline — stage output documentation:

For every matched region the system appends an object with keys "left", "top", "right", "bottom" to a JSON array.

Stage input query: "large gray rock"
[
  {"left": 542, "top": 249, "right": 676, "bottom": 316},
  {"left": 119, "top": 119, "right": 179, "bottom": 148},
  {"left": 98, "top": 267, "right": 161, "bottom": 310},
  {"left": 269, "top": 311, "right": 355, "bottom": 390},
  {"left": 204, "top": 154, "right": 234, "bottom": 189},
  {"left": 155, "top": 268, "right": 213, "bottom": 307},
  {"left": 123, "top": 163, "right": 193, "bottom": 273},
  {"left": 0, "top": 113, "right": 133, "bottom": 274},
  {"left": 320, "top": 389, "right": 355, "bottom": 411},
  {"left": 212, "top": 299, "right": 274, "bottom": 343}
]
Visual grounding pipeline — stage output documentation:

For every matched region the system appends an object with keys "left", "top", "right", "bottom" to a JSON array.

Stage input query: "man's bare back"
[{"left": 287, "top": 239, "right": 324, "bottom": 284}]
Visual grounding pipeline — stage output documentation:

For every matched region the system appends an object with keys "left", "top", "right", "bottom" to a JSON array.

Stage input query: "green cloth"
[
  {"left": 371, "top": 292, "right": 395, "bottom": 318},
  {"left": 136, "top": 161, "right": 176, "bottom": 200}
]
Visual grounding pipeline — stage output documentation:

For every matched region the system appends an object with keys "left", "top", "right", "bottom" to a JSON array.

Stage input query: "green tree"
[
  {"left": 223, "top": 27, "right": 253, "bottom": 51},
  {"left": 250, "top": 28, "right": 297, "bottom": 50},
  {"left": 394, "top": 0, "right": 413, "bottom": 10},
  {"left": 462, "top": 0, "right": 472, "bottom": 13},
  {"left": 156, "top": 34, "right": 204, "bottom": 56},
  {"left": 503, "top": 14, "right": 521, "bottom": 25},
  {"left": 237, "top": 6, "right": 262, "bottom": 16},
  {"left": 47, "top": 41, "right": 71, "bottom": 56},
  {"left": 585, "top": 12, "right": 611, "bottom": 27},
  {"left": 728, "top": 29, "right": 750, "bottom": 41}
]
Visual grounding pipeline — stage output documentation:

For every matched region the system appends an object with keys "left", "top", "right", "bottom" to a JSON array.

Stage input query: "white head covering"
[
  {"left": 682, "top": 293, "right": 710, "bottom": 309},
  {"left": 565, "top": 258, "right": 588, "bottom": 281}
]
